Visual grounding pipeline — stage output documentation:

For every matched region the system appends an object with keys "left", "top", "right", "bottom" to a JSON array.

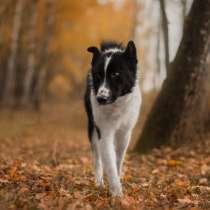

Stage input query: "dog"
[{"left": 84, "top": 40, "right": 141, "bottom": 196}]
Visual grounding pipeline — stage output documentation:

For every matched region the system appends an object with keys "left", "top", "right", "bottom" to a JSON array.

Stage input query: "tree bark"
[
  {"left": 159, "top": 0, "right": 170, "bottom": 75},
  {"left": 3, "top": 0, "right": 25, "bottom": 106},
  {"left": 135, "top": 0, "right": 210, "bottom": 153},
  {"left": 21, "top": 1, "right": 38, "bottom": 106}
]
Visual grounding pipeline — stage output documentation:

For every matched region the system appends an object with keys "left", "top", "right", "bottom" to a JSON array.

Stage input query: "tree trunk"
[
  {"left": 0, "top": 0, "right": 13, "bottom": 26},
  {"left": 33, "top": 0, "right": 55, "bottom": 110},
  {"left": 181, "top": 0, "right": 187, "bottom": 21},
  {"left": 159, "top": 0, "right": 170, "bottom": 75},
  {"left": 155, "top": 21, "right": 161, "bottom": 89},
  {"left": 2, "top": 0, "right": 25, "bottom": 106},
  {"left": 33, "top": 66, "right": 47, "bottom": 110},
  {"left": 21, "top": 1, "right": 38, "bottom": 106},
  {"left": 135, "top": 0, "right": 210, "bottom": 153},
  {"left": 181, "top": 0, "right": 189, "bottom": 36},
  {"left": 131, "top": 0, "right": 140, "bottom": 40}
]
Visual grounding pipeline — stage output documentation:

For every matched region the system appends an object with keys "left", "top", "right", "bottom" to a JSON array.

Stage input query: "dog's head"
[{"left": 87, "top": 41, "right": 138, "bottom": 105}]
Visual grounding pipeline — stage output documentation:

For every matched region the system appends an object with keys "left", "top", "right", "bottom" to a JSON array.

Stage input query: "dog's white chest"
[{"left": 91, "top": 84, "right": 141, "bottom": 131}]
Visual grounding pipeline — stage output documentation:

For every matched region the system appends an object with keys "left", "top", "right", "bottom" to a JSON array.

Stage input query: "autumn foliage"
[{"left": 0, "top": 0, "right": 135, "bottom": 108}]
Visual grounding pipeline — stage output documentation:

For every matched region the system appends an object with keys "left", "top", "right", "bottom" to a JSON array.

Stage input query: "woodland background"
[{"left": 0, "top": 0, "right": 210, "bottom": 209}]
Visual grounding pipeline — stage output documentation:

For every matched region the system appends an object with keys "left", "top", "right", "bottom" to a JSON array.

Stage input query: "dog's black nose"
[{"left": 96, "top": 96, "right": 109, "bottom": 105}]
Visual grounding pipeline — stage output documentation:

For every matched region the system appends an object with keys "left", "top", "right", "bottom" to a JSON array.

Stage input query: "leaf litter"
[{"left": 0, "top": 137, "right": 210, "bottom": 210}]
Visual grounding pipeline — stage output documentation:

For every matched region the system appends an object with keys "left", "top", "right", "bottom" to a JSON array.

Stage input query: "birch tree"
[
  {"left": 33, "top": 0, "right": 55, "bottom": 110},
  {"left": 3, "top": 0, "right": 25, "bottom": 106},
  {"left": 21, "top": 0, "right": 38, "bottom": 106}
]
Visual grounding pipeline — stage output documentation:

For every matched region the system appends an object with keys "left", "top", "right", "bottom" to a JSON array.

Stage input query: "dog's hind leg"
[{"left": 92, "top": 131, "right": 104, "bottom": 187}]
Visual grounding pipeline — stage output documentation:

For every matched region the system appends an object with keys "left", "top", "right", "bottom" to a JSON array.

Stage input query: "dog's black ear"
[
  {"left": 87, "top": 46, "right": 100, "bottom": 66},
  {"left": 124, "top": 40, "right": 137, "bottom": 64}
]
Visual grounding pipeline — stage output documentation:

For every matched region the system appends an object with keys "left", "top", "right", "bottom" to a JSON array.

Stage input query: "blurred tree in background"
[
  {"left": 0, "top": 0, "right": 57, "bottom": 109},
  {"left": 0, "top": 0, "right": 135, "bottom": 110}
]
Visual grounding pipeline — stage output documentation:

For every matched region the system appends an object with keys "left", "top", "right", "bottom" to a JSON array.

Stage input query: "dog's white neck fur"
[{"left": 92, "top": 82, "right": 141, "bottom": 125}]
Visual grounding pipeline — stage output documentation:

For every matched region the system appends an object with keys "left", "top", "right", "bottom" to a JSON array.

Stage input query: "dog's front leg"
[
  {"left": 92, "top": 131, "right": 104, "bottom": 187},
  {"left": 116, "top": 129, "right": 132, "bottom": 177},
  {"left": 99, "top": 132, "right": 122, "bottom": 197}
]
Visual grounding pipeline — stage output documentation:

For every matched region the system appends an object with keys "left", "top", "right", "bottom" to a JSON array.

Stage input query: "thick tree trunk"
[
  {"left": 21, "top": 1, "right": 38, "bottom": 106},
  {"left": 135, "top": 0, "right": 210, "bottom": 153},
  {"left": 159, "top": 0, "right": 170, "bottom": 75},
  {"left": 3, "top": 0, "right": 25, "bottom": 106}
]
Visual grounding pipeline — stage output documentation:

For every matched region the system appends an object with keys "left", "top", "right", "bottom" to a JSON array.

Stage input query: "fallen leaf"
[
  {"left": 177, "top": 198, "right": 193, "bottom": 205},
  {"left": 168, "top": 160, "right": 181, "bottom": 167}
]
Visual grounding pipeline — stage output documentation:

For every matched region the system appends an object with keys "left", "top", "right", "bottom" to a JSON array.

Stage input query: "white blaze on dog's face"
[
  {"left": 87, "top": 41, "right": 138, "bottom": 105},
  {"left": 96, "top": 56, "right": 112, "bottom": 103}
]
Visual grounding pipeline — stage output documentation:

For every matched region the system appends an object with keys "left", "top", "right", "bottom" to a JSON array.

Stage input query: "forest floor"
[{"left": 0, "top": 101, "right": 210, "bottom": 210}]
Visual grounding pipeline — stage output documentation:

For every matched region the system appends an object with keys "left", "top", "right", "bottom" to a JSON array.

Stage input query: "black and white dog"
[{"left": 84, "top": 41, "right": 141, "bottom": 196}]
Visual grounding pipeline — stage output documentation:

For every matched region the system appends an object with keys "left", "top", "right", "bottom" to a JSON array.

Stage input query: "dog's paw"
[
  {"left": 95, "top": 178, "right": 104, "bottom": 188},
  {"left": 110, "top": 183, "right": 123, "bottom": 197}
]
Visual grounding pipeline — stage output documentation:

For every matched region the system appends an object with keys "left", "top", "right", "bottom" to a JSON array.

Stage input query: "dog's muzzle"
[
  {"left": 96, "top": 86, "right": 111, "bottom": 105},
  {"left": 96, "top": 95, "right": 110, "bottom": 105}
]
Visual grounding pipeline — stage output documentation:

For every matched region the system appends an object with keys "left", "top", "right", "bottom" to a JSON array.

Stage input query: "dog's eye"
[{"left": 111, "top": 72, "right": 120, "bottom": 78}]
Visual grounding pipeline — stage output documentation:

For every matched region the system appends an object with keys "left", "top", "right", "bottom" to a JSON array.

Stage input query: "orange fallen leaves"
[
  {"left": 167, "top": 159, "right": 182, "bottom": 167},
  {"left": 19, "top": 187, "right": 29, "bottom": 193},
  {"left": 175, "top": 179, "right": 189, "bottom": 187},
  {"left": 177, "top": 197, "right": 193, "bottom": 204},
  {"left": 0, "top": 137, "right": 210, "bottom": 210}
]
